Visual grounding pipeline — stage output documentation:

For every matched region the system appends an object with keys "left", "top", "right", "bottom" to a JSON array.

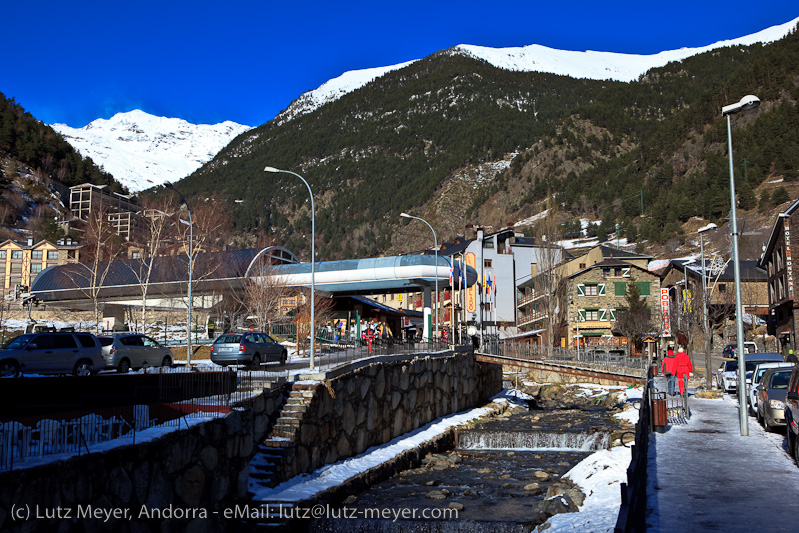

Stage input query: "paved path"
[{"left": 646, "top": 394, "right": 799, "bottom": 531}]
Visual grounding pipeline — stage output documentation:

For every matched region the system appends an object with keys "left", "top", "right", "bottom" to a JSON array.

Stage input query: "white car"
[
  {"left": 748, "top": 362, "right": 793, "bottom": 415},
  {"left": 716, "top": 360, "right": 739, "bottom": 392}
]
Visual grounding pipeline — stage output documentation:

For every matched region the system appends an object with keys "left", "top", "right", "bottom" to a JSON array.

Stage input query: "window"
[
  {"left": 584, "top": 309, "right": 600, "bottom": 321},
  {"left": 485, "top": 259, "right": 493, "bottom": 268},
  {"left": 67, "top": 250, "right": 77, "bottom": 260},
  {"left": 30, "top": 264, "right": 42, "bottom": 273},
  {"left": 0, "top": 250, "right": 5, "bottom": 259},
  {"left": 584, "top": 284, "right": 598, "bottom": 296},
  {"left": 718, "top": 283, "right": 726, "bottom": 293},
  {"left": 483, "top": 240, "right": 494, "bottom": 249},
  {"left": 602, "top": 268, "right": 610, "bottom": 277},
  {"left": 32, "top": 250, "right": 42, "bottom": 259},
  {"left": 579, "top": 263, "right": 586, "bottom": 269},
  {"left": 11, "top": 250, "right": 23, "bottom": 259},
  {"left": 131, "top": 251, "right": 141, "bottom": 259},
  {"left": 47, "top": 250, "right": 59, "bottom": 260},
  {"left": 10, "top": 263, "right": 22, "bottom": 273},
  {"left": 614, "top": 268, "right": 623, "bottom": 277}
]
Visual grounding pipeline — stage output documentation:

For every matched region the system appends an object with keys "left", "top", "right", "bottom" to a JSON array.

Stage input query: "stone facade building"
[
  {"left": 759, "top": 201, "right": 799, "bottom": 351},
  {"left": 566, "top": 259, "right": 662, "bottom": 354}
]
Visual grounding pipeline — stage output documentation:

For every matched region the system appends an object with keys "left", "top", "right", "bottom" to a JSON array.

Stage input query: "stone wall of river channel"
[{"left": 281, "top": 351, "right": 503, "bottom": 481}]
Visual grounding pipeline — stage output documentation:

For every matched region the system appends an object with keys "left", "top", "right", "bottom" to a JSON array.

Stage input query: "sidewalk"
[{"left": 646, "top": 394, "right": 799, "bottom": 531}]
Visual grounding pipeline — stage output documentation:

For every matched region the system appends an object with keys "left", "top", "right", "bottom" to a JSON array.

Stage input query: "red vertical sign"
[{"left": 661, "top": 288, "right": 671, "bottom": 337}]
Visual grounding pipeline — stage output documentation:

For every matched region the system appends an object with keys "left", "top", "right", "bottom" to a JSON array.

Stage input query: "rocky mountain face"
[{"left": 51, "top": 110, "right": 251, "bottom": 192}]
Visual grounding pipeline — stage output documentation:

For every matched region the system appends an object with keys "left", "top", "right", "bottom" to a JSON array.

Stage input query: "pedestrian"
[
  {"left": 661, "top": 346, "right": 677, "bottom": 395},
  {"left": 674, "top": 346, "right": 693, "bottom": 395},
  {"left": 788, "top": 349, "right": 798, "bottom": 364}
]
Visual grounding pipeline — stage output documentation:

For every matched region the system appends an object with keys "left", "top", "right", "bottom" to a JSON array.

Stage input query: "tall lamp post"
[
  {"left": 264, "top": 166, "right": 316, "bottom": 369},
  {"left": 698, "top": 223, "right": 717, "bottom": 388},
  {"left": 165, "top": 183, "right": 194, "bottom": 365},
  {"left": 723, "top": 94, "right": 760, "bottom": 436},
  {"left": 400, "top": 213, "right": 439, "bottom": 341}
]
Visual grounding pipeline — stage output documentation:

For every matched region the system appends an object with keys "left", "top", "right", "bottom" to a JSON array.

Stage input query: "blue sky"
[{"left": 2, "top": 1, "right": 797, "bottom": 128}]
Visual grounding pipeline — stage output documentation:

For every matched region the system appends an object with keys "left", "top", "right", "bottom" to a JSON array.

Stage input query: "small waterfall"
[{"left": 457, "top": 429, "right": 611, "bottom": 451}]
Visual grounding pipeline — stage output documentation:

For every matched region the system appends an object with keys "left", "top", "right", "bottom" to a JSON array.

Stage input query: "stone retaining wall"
[
  {"left": 0, "top": 386, "right": 285, "bottom": 532},
  {"left": 282, "top": 352, "right": 502, "bottom": 480}
]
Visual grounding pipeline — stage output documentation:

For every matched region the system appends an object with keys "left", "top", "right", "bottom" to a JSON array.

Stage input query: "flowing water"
[{"left": 307, "top": 386, "right": 626, "bottom": 532}]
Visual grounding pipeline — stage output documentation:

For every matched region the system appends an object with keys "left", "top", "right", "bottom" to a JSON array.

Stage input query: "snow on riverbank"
[{"left": 251, "top": 383, "right": 643, "bottom": 532}]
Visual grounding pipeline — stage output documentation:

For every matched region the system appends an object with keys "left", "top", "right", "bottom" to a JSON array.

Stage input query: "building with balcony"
[{"left": 0, "top": 237, "right": 81, "bottom": 292}]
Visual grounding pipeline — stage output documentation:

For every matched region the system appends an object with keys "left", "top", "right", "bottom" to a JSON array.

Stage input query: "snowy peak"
[
  {"left": 278, "top": 16, "right": 799, "bottom": 121},
  {"left": 52, "top": 110, "right": 250, "bottom": 192},
  {"left": 454, "top": 16, "right": 799, "bottom": 82}
]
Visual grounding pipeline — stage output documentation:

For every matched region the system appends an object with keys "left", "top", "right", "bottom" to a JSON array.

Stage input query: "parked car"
[
  {"left": 0, "top": 331, "right": 104, "bottom": 377},
  {"left": 716, "top": 360, "right": 739, "bottom": 392},
  {"left": 756, "top": 367, "right": 792, "bottom": 431},
  {"left": 737, "top": 353, "right": 785, "bottom": 394},
  {"left": 210, "top": 332, "right": 287, "bottom": 368},
  {"left": 715, "top": 353, "right": 784, "bottom": 393},
  {"left": 748, "top": 362, "right": 793, "bottom": 416},
  {"left": 722, "top": 342, "right": 758, "bottom": 358},
  {"left": 99, "top": 333, "right": 174, "bottom": 372},
  {"left": 784, "top": 364, "right": 799, "bottom": 464}
]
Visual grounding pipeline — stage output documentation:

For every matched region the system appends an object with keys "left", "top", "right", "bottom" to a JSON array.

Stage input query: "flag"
[
  {"left": 493, "top": 276, "right": 497, "bottom": 295},
  {"left": 449, "top": 262, "right": 454, "bottom": 286},
  {"left": 487, "top": 274, "right": 492, "bottom": 295}
]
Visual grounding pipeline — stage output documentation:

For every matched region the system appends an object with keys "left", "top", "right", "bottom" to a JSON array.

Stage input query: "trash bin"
[{"left": 650, "top": 375, "right": 668, "bottom": 432}]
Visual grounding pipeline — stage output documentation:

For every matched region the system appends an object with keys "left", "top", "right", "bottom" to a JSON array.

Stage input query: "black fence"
[
  {"left": 614, "top": 364, "right": 655, "bottom": 533},
  {"left": 0, "top": 369, "right": 253, "bottom": 471}
]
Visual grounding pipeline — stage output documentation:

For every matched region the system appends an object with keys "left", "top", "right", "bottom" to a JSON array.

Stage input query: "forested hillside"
[
  {"left": 0, "top": 92, "right": 127, "bottom": 242},
  {"left": 177, "top": 26, "right": 799, "bottom": 261}
]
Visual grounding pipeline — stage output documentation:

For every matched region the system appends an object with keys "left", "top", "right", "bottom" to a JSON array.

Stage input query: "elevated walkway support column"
[{"left": 423, "top": 287, "right": 432, "bottom": 341}]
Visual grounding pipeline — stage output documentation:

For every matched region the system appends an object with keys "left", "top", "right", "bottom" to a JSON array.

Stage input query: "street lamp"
[
  {"left": 265, "top": 166, "right": 316, "bottom": 369},
  {"left": 401, "top": 213, "right": 439, "bottom": 342},
  {"left": 723, "top": 94, "right": 760, "bottom": 436},
  {"left": 165, "top": 183, "right": 194, "bottom": 366},
  {"left": 698, "top": 223, "right": 717, "bottom": 388}
]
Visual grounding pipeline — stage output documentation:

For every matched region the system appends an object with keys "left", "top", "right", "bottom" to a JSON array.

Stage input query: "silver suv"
[
  {"left": 0, "top": 331, "right": 104, "bottom": 377},
  {"left": 99, "top": 333, "right": 174, "bottom": 372}
]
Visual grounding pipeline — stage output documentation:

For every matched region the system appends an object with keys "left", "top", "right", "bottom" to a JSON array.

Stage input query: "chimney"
[{"left": 27, "top": 236, "right": 33, "bottom": 246}]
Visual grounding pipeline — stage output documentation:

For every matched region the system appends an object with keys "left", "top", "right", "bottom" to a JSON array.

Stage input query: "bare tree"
[
  {"left": 532, "top": 206, "right": 566, "bottom": 354},
  {"left": 172, "top": 197, "right": 233, "bottom": 340},
  {"left": 235, "top": 245, "right": 291, "bottom": 333},
  {"left": 66, "top": 205, "right": 124, "bottom": 333},
  {"left": 293, "top": 289, "right": 335, "bottom": 357},
  {"left": 128, "top": 197, "right": 173, "bottom": 333}
]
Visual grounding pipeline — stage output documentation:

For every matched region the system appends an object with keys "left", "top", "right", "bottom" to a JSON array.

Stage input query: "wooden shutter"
[
  {"left": 577, "top": 284, "right": 585, "bottom": 296},
  {"left": 598, "top": 283, "right": 606, "bottom": 296}
]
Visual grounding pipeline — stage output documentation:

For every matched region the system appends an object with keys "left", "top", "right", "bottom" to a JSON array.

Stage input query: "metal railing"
[
  {"left": 615, "top": 365, "right": 653, "bottom": 533},
  {"left": 0, "top": 369, "right": 253, "bottom": 471},
  {"left": 478, "top": 338, "right": 649, "bottom": 375}
]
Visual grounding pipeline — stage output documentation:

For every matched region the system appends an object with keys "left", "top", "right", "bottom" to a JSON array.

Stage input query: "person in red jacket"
[
  {"left": 661, "top": 346, "right": 677, "bottom": 395},
  {"left": 674, "top": 346, "right": 693, "bottom": 395}
]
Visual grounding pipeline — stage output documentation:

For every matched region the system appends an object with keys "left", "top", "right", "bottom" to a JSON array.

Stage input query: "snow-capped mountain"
[
  {"left": 51, "top": 110, "right": 250, "bottom": 192},
  {"left": 277, "top": 16, "right": 799, "bottom": 123}
]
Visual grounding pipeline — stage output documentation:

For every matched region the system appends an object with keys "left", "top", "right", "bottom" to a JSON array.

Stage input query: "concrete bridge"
[{"left": 475, "top": 343, "right": 647, "bottom": 386}]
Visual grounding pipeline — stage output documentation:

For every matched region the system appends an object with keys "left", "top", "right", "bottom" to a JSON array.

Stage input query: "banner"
[
  {"left": 466, "top": 252, "right": 477, "bottom": 313},
  {"left": 661, "top": 288, "right": 671, "bottom": 337}
]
